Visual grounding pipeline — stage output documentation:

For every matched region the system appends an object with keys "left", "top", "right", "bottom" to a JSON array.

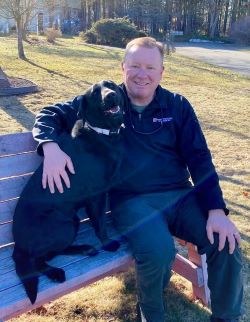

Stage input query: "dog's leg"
[
  {"left": 85, "top": 194, "right": 120, "bottom": 252},
  {"left": 13, "top": 247, "right": 39, "bottom": 304},
  {"left": 62, "top": 244, "right": 98, "bottom": 256},
  {"left": 36, "top": 258, "right": 66, "bottom": 283}
]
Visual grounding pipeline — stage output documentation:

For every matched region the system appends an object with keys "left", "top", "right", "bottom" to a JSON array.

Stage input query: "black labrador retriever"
[{"left": 12, "top": 80, "right": 125, "bottom": 304}]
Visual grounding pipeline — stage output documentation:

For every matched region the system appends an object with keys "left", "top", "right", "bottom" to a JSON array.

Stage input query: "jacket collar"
[{"left": 119, "top": 83, "right": 164, "bottom": 115}]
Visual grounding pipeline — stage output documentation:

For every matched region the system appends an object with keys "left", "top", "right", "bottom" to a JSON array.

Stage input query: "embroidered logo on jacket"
[{"left": 153, "top": 117, "right": 173, "bottom": 123}]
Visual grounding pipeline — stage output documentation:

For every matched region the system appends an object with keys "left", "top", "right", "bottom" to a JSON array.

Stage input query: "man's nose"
[{"left": 136, "top": 68, "right": 148, "bottom": 78}]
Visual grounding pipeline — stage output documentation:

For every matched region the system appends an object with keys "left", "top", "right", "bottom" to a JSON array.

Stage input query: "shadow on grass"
[
  {"left": 219, "top": 174, "right": 250, "bottom": 189},
  {"left": 29, "top": 42, "right": 122, "bottom": 61},
  {"left": 83, "top": 42, "right": 122, "bottom": 59},
  {"left": 0, "top": 94, "right": 35, "bottom": 131},
  {"left": 24, "top": 58, "right": 93, "bottom": 88},
  {"left": 201, "top": 122, "right": 250, "bottom": 141},
  {"left": 118, "top": 269, "right": 210, "bottom": 322},
  {"left": 225, "top": 199, "right": 250, "bottom": 215}
]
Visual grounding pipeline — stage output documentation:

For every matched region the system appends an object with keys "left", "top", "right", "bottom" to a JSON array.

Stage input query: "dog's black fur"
[{"left": 12, "top": 80, "right": 125, "bottom": 304}]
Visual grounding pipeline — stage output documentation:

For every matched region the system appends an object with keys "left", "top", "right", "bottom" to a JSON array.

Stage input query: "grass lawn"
[{"left": 1, "top": 36, "right": 249, "bottom": 322}]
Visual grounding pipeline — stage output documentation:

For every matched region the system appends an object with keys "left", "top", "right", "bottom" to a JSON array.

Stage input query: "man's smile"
[{"left": 134, "top": 81, "right": 149, "bottom": 86}]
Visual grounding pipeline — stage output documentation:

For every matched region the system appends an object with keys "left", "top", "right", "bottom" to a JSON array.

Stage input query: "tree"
[
  {"left": 0, "top": 67, "right": 10, "bottom": 88},
  {"left": 0, "top": 0, "right": 37, "bottom": 59},
  {"left": 81, "top": 17, "right": 146, "bottom": 47}
]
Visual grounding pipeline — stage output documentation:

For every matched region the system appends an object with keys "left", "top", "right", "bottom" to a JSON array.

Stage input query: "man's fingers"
[
  {"left": 47, "top": 175, "right": 57, "bottom": 194},
  {"left": 66, "top": 157, "right": 75, "bottom": 174},
  {"left": 234, "top": 231, "right": 241, "bottom": 247},
  {"left": 235, "top": 233, "right": 241, "bottom": 246},
  {"left": 60, "top": 171, "right": 71, "bottom": 189},
  {"left": 53, "top": 174, "right": 64, "bottom": 193},
  {"left": 206, "top": 225, "right": 214, "bottom": 245},
  {"left": 218, "top": 232, "right": 226, "bottom": 251},
  {"left": 227, "top": 233, "right": 236, "bottom": 254},
  {"left": 42, "top": 172, "right": 47, "bottom": 189}
]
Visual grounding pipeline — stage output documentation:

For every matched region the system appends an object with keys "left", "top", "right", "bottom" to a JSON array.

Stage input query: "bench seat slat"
[
  {"left": 0, "top": 243, "right": 203, "bottom": 321},
  {"left": 0, "top": 219, "right": 115, "bottom": 271},
  {"left": 0, "top": 132, "right": 37, "bottom": 156},
  {"left": 0, "top": 243, "right": 133, "bottom": 321},
  {"left": 0, "top": 222, "right": 120, "bottom": 290},
  {"left": 0, "top": 175, "right": 32, "bottom": 202},
  {"left": 0, "top": 199, "right": 17, "bottom": 224},
  {"left": 0, "top": 153, "right": 42, "bottom": 179}
]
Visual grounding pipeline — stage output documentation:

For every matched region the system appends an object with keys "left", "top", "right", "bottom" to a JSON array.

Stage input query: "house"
[{"left": 0, "top": 0, "right": 82, "bottom": 34}]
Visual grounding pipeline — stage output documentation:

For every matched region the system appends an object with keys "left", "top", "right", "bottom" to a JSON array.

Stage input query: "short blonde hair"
[{"left": 124, "top": 37, "right": 164, "bottom": 62}]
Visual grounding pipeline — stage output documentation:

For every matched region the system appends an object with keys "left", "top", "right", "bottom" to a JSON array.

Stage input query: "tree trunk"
[
  {"left": 0, "top": 67, "right": 10, "bottom": 88},
  {"left": 16, "top": 19, "right": 26, "bottom": 60},
  {"left": 223, "top": 0, "right": 230, "bottom": 34},
  {"left": 208, "top": 0, "right": 220, "bottom": 38}
]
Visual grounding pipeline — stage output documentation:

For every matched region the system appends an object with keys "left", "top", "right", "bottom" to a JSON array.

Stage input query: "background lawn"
[{"left": 0, "top": 36, "right": 249, "bottom": 322}]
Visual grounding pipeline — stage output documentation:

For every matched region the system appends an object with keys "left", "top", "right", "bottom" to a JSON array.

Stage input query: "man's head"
[{"left": 122, "top": 37, "right": 164, "bottom": 106}]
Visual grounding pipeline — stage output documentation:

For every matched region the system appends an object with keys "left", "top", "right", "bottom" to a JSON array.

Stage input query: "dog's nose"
[{"left": 105, "top": 91, "right": 116, "bottom": 101}]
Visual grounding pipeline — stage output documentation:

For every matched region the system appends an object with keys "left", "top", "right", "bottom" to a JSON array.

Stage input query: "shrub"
[
  {"left": 229, "top": 16, "right": 250, "bottom": 45},
  {"left": 80, "top": 17, "right": 147, "bottom": 47},
  {"left": 80, "top": 30, "right": 97, "bottom": 44},
  {"left": 45, "top": 28, "right": 62, "bottom": 43}
]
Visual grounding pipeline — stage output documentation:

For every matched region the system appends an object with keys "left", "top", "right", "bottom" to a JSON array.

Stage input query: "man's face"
[{"left": 121, "top": 45, "right": 164, "bottom": 106}]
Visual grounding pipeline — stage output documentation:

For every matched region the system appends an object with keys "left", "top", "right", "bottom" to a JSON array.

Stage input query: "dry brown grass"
[{"left": 1, "top": 36, "right": 249, "bottom": 321}]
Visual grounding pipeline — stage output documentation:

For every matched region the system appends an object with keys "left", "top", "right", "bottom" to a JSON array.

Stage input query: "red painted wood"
[{"left": 172, "top": 254, "right": 203, "bottom": 287}]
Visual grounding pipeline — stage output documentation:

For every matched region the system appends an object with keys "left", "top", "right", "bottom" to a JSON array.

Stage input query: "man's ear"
[
  {"left": 121, "top": 61, "right": 125, "bottom": 72},
  {"left": 77, "top": 94, "right": 87, "bottom": 120}
]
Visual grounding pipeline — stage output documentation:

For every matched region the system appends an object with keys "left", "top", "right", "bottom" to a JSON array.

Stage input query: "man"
[{"left": 33, "top": 37, "right": 243, "bottom": 322}]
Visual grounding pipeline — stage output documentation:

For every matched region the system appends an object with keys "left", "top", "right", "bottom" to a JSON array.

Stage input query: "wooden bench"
[{"left": 0, "top": 132, "right": 210, "bottom": 321}]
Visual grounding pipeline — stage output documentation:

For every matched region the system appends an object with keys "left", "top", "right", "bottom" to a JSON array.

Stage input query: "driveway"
[{"left": 175, "top": 42, "right": 250, "bottom": 77}]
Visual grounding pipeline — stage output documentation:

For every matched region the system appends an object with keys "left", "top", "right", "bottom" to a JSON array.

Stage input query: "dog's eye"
[{"left": 108, "top": 83, "right": 115, "bottom": 89}]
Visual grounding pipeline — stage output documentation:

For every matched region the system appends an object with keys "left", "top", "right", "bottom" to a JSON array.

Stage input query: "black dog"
[{"left": 12, "top": 80, "right": 125, "bottom": 304}]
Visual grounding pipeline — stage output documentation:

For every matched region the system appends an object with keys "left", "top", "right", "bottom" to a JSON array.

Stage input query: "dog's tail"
[{"left": 13, "top": 246, "right": 39, "bottom": 304}]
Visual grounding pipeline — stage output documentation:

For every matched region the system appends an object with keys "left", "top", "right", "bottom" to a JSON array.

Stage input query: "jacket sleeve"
[
  {"left": 32, "top": 95, "right": 82, "bottom": 155},
  {"left": 176, "top": 96, "right": 228, "bottom": 215}
]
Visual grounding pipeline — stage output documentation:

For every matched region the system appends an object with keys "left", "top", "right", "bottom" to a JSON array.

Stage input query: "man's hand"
[
  {"left": 42, "top": 142, "right": 75, "bottom": 194},
  {"left": 206, "top": 209, "right": 241, "bottom": 254}
]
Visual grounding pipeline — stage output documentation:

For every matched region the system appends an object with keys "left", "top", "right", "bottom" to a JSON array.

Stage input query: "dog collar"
[{"left": 85, "top": 121, "right": 121, "bottom": 136}]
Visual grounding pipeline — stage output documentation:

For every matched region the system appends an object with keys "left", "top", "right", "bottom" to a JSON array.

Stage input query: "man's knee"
[
  {"left": 200, "top": 233, "right": 242, "bottom": 260},
  {"left": 134, "top": 243, "right": 176, "bottom": 270}
]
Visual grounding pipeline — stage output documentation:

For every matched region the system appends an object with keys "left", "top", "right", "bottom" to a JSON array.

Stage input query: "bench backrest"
[{"left": 0, "top": 132, "right": 42, "bottom": 249}]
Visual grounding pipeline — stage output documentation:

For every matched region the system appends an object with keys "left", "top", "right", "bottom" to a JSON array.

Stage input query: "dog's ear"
[
  {"left": 72, "top": 94, "right": 88, "bottom": 138},
  {"left": 77, "top": 94, "right": 87, "bottom": 120}
]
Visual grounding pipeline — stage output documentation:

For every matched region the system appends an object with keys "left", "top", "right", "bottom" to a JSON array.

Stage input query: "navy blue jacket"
[{"left": 32, "top": 84, "right": 228, "bottom": 214}]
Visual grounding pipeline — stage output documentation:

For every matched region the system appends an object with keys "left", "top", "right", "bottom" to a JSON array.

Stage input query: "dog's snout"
[
  {"left": 106, "top": 91, "right": 116, "bottom": 101},
  {"left": 102, "top": 88, "right": 116, "bottom": 101}
]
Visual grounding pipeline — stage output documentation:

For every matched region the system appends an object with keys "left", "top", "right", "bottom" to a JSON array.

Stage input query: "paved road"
[{"left": 175, "top": 42, "right": 250, "bottom": 77}]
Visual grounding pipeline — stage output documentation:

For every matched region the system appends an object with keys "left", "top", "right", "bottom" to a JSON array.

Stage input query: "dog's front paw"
[
  {"left": 86, "top": 246, "right": 99, "bottom": 257},
  {"left": 102, "top": 239, "right": 120, "bottom": 252},
  {"left": 46, "top": 267, "right": 66, "bottom": 283}
]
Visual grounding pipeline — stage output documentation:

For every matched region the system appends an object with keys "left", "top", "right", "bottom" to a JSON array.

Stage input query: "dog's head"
[{"left": 76, "top": 80, "right": 125, "bottom": 135}]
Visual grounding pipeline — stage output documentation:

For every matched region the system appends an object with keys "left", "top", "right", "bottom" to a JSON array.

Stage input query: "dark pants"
[{"left": 110, "top": 189, "right": 243, "bottom": 322}]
